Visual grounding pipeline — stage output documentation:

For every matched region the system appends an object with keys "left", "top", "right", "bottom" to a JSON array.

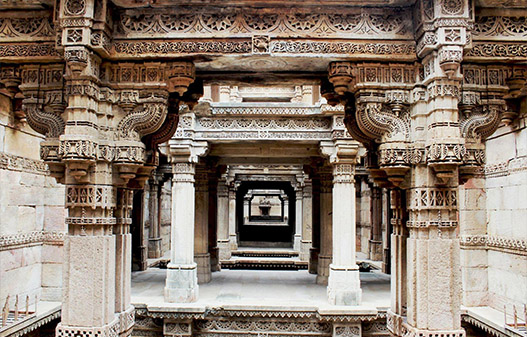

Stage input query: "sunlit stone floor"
[{"left": 131, "top": 268, "right": 391, "bottom": 311}]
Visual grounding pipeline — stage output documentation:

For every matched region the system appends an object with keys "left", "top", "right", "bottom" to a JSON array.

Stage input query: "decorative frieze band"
[
  {"left": 0, "top": 230, "right": 65, "bottom": 251},
  {"left": 460, "top": 235, "right": 527, "bottom": 256},
  {"left": 116, "top": 10, "right": 411, "bottom": 39},
  {"left": 465, "top": 43, "right": 527, "bottom": 59},
  {"left": 0, "top": 151, "right": 49, "bottom": 176},
  {"left": 478, "top": 156, "right": 527, "bottom": 178}
]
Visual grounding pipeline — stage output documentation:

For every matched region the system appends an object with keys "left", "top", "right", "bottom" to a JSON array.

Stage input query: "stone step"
[
  {"left": 232, "top": 250, "right": 299, "bottom": 258},
  {"left": 220, "top": 258, "right": 308, "bottom": 270}
]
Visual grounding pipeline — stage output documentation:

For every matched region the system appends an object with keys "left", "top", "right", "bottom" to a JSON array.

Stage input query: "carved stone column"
[
  {"left": 300, "top": 177, "right": 313, "bottom": 262},
  {"left": 114, "top": 188, "right": 134, "bottom": 336},
  {"left": 194, "top": 165, "right": 211, "bottom": 284},
  {"left": 217, "top": 175, "right": 231, "bottom": 260},
  {"left": 309, "top": 173, "right": 321, "bottom": 274},
  {"left": 228, "top": 186, "right": 238, "bottom": 251},
  {"left": 316, "top": 167, "right": 333, "bottom": 285},
  {"left": 165, "top": 162, "right": 199, "bottom": 302},
  {"left": 293, "top": 188, "right": 303, "bottom": 252},
  {"left": 322, "top": 140, "right": 362, "bottom": 305},
  {"left": 387, "top": 189, "right": 408, "bottom": 336},
  {"left": 369, "top": 187, "right": 383, "bottom": 261},
  {"left": 148, "top": 174, "right": 162, "bottom": 259}
]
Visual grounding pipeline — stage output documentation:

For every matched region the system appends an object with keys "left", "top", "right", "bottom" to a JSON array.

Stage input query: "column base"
[
  {"left": 309, "top": 247, "right": 319, "bottom": 274},
  {"left": 210, "top": 247, "right": 220, "bottom": 272},
  {"left": 293, "top": 234, "right": 302, "bottom": 252},
  {"left": 368, "top": 240, "right": 383, "bottom": 261},
  {"left": 164, "top": 263, "right": 199, "bottom": 303},
  {"left": 316, "top": 254, "right": 332, "bottom": 285},
  {"left": 300, "top": 240, "right": 312, "bottom": 262},
  {"left": 117, "top": 306, "right": 135, "bottom": 337},
  {"left": 57, "top": 317, "right": 120, "bottom": 337},
  {"left": 148, "top": 238, "right": 162, "bottom": 259},
  {"left": 195, "top": 253, "right": 211, "bottom": 284},
  {"left": 327, "top": 264, "right": 362, "bottom": 305},
  {"left": 229, "top": 235, "right": 238, "bottom": 250},
  {"left": 218, "top": 240, "right": 231, "bottom": 260}
]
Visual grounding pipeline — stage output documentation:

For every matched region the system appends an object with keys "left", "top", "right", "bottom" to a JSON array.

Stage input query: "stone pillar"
[
  {"left": 316, "top": 168, "right": 333, "bottom": 285},
  {"left": 388, "top": 189, "right": 408, "bottom": 334},
  {"left": 165, "top": 162, "right": 199, "bottom": 302},
  {"left": 217, "top": 176, "right": 231, "bottom": 260},
  {"left": 208, "top": 170, "right": 220, "bottom": 272},
  {"left": 327, "top": 159, "right": 361, "bottom": 306},
  {"left": 114, "top": 188, "right": 134, "bottom": 336},
  {"left": 369, "top": 187, "right": 383, "bottom": 261},
  {"left": 293, "top": 188, "right": 303, "bottom": 252},
  {"left": 228, "top": 187, "right": 238, "bottom": 250},
  {"left": 300, "top": 178, "right": 313, "bottom": 262},
  {"left": 194, "top": 166, "right": 211, "bottom": 284},
  {"left": 59, "top": 181, "right": 120, "bottom": 337},
  {"left": 148, "top": 175, "right": 162, "bottom": 259},
  {"left": 309, "top": 174, "right": 320, "bottom": 274},
  {"left": 243, "top": 195, "right": 250, "bottom": 224}
]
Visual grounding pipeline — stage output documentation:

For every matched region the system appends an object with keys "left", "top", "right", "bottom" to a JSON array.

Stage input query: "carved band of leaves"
[{"left": 465, "top": 43, "right": 527, "bottom": 58}]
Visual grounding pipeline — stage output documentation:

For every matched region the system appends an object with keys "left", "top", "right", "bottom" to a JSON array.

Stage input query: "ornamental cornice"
[
  {"left": 0, "top": 151, "right": 49, "bottom": 175},
  {"left": 0, "top": 230, "right": 66, "bottom": 251},
  {"left": 460, "top": 235, "right": 527, "bottom": 256}
]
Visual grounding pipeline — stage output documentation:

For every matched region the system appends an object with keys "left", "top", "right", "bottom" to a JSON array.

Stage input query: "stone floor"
[{"left": 131, "top": 268, "right": 391, "bottom": 310}]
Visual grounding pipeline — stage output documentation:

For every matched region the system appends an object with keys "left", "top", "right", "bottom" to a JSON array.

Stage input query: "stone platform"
[{"left": 131, "top": 269, "right": 391, "bottom": 337}]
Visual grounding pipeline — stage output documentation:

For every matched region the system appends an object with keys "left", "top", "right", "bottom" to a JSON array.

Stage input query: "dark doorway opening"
[{"left": 236, "top": 181, "right": 296, "bottom": 248}]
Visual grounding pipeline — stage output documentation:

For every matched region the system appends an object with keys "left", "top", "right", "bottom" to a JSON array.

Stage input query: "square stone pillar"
[
  {"left": 316, "top": 169, "right": 333, "bottom": 285},
  {"left": 300, "top": 178, "right": 313, "bottom": 262},
  {"left": 369, "top": 187, "right": 383, "bottom": 261},
  {"left": 293, "top": 188, "right": 303, "bottom": 252},
  {"left": 148, "top": 176, "right": 162, "bottom": 259},
  {"left": 327, "top": 163, "right": 361, "bottom": 305},
  {"left": 217, "top": 177, "right": 231, "bottom": 260},
  {"left": 165, "top": 162, "right": 199, "bottom": 302},
  {"left": 194, "top": 166, "right": 211, "bottom": 284},
  {"left": 228, "top": 187, "right": 238, "bottom": 250}
]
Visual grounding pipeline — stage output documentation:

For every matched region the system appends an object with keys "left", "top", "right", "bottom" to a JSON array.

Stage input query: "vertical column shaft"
[
  {"left": 217, "top": 179, "right": 231, "bottom": 260},
  {"left": 293, "top": 189, "right": 303, "bottom": 252},
  {"left": 194, "top": 167, "right": 211, "bottom": 284},
  {"left": 228, "top": 188, "right": 238, "bottom": 250},
  {"left": 148, "top": 178, "right": 162, "bottom": 259},
  {"left": 301, "top": 178, "right": 313, "bottom": 262},
  {"left": 369, "top": 187, "right": 383, "bottom": 261},
  {"left": 328, "top": 163, "right": 361, "bottom": 305},
  {"left": 317, "top": 171, "right": 333, "bottom": 285},
  {"left": 164, "top": 162, "right": 198, "bottom": 302}
]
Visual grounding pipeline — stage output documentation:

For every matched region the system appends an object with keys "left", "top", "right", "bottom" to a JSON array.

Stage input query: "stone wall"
[
  {"left": 460, "top": 110, "right": 527, "bottom": 310},
  {"left": 0, "top": 94, "right": 66, "bottom": 308},
  {"left": 484, "top": 111, "right": 527, "bottom": 310}
]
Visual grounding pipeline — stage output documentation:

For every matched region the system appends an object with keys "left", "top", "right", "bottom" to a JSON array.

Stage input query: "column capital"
[
  {"left": 169, "top": 140, "right": 209, "bottom": 164},
  {"left": 320, "top": 140, "right": 360, "bottom": 165}
]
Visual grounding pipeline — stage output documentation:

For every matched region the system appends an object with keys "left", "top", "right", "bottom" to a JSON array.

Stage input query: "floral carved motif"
[
  {"left": 465, "top": 43, "right": 527, "bottom": 58},
  {"left": 117, "top": 11, "right": 410, "bottom": 38},
  {"left": 0, "top": 16, "right": 54, "bottom": 40},
  {"left": 473, "top": 16, "right": 527, "bottom": 37}
]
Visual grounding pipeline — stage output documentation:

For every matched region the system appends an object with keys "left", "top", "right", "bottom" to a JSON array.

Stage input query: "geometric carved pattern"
[
  {"left": 408, "top": 188, "right": 457, "bottom": 210},
  {"left": 0, "top": 16, "right": 55, "bottom": 40},
  {"left": 473, "top": 16, "right": 527, "bottom": 37}
]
